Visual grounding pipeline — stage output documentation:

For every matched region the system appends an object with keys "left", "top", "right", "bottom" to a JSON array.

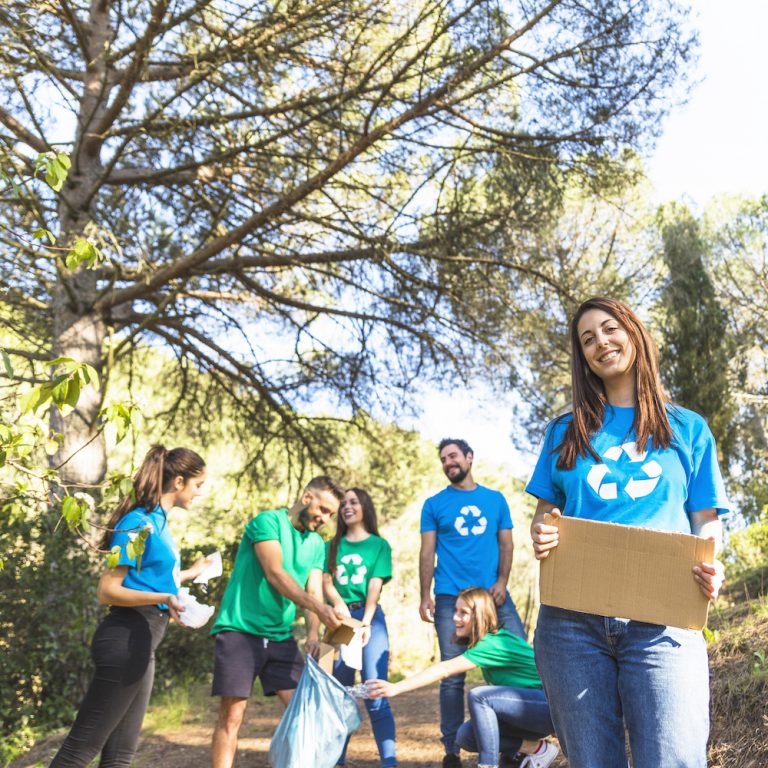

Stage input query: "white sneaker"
[{"left": 520, "top": 740, "right": 559, "bottom": 768}]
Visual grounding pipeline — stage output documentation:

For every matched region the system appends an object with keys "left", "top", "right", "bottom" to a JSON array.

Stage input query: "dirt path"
[{"left": 13, "top": 685, "right": 566, "bottom": 768}]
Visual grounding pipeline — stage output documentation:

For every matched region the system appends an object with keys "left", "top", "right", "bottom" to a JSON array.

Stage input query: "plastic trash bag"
[{"left": 268, "top": 655, "right": 362, "bottom": 768}]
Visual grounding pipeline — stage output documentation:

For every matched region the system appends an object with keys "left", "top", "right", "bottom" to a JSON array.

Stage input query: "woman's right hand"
[
  {"left": 365, "top": 679, "right": 395, "bottom": 699},
  {"left": 531, "top": 506, "right": 562, "bottom": 560},
  {"left": 167, "top": 593, "right": 185, "bottom": 623}
]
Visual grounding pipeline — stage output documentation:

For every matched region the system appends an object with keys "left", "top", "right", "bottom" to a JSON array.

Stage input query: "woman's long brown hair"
[
  {"left": 556, "top": 297, "right": 672, "bottom": 470},
  {"left": 327, "top": 487, "right": 380, "bottom": 576},
  {"left": 99, "top": 445, "right": 205, "bottom": 549},
  {"left": 456, "top": 587, "right": 499, "bottom": 648}
]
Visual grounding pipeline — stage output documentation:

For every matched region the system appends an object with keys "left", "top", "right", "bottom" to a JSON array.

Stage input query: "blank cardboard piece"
[
  {"left": 539, "top": 514, "right": 715, "bottom": 630},
  {"left": 323, "top": 616, "right": 363, "bottom": 645},
  {"left": 317, "top": 642, "right": 336, "bottom": 675}
]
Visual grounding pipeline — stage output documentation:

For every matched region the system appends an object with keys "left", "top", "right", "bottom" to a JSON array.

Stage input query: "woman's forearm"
[
  {"left": 97, "top": 582, "right": 171, "bottom": 607},
  {"left": 362, "top": 577, "right": 384, "bottom": 625}
]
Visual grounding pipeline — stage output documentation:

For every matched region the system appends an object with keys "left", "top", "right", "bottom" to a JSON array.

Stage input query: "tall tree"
[
  {"left": 657, "top": 203, "right": 737, "bottom": 464},
  {"left": 708, "top": 196, "right": 768, "bottom": 520},
  {"left": 0, "top": 0, "right": 695, "bottom": 490}
]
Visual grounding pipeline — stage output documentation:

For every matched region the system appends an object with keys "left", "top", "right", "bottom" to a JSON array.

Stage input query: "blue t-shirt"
[
  {"left": 111, "top": 505, "right": 180, "bottom": 608},
  {"left": 420, "top": 485, "right": 513, "bottom": 595},
  {"left": 525, "top": 405, "right": 729, "bottom": 532}
]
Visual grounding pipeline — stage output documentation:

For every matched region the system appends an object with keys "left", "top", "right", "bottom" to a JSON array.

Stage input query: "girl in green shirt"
[
  {"left": 324, "top": 488, "right": 396, "bottom": 767},
  {"left": 367, "top": 587, "right": 558, "bottom": 768}
]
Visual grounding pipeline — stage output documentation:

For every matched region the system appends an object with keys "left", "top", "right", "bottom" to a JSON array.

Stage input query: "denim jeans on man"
[
  {"left": 455, "top": 684, "right": 553, "bottom": 764},
  {"left": 434, "top": 592, "right": 525, "bottom": 755},
  {"left": 534, "top": 604, "right": 709, "bottom": 768},
  {"left": 333, "top": 604, "right": 396, "bottom": 767}
]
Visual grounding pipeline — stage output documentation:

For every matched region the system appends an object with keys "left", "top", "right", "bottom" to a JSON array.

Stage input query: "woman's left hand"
[
  {"left": 365, "top": 679, "right": 394, "bottom": 699},
  {"left": 692, "top": 558, "right": 725, "bottom": 600},
  {"left": 359, "top": 624, "right": 371, "bottom": 647}
]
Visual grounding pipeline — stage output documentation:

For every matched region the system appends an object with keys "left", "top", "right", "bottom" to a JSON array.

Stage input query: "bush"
[
  {"left": 723, "top": 513, "right": 768, "bottom": 577},
  {"left": 0, "top": 504, "right": 101, "bottom": 756}
]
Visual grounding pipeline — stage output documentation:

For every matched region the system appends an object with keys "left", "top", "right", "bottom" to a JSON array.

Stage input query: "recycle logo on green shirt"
[{"left": 335, "top": 553, "right": 368, "bottom": 585}]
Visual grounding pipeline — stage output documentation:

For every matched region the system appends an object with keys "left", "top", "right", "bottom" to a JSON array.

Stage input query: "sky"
[
  {"left": 647, "top": 0, "right": 768, "bottom": 207},
  {"left": 411, "top": 0, "right": 768, "bottom": 476}
]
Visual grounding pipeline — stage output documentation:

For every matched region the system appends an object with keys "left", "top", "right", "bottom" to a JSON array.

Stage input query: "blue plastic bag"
[{"left": 268, "top": 655, "right": 362, "bottom": 768}]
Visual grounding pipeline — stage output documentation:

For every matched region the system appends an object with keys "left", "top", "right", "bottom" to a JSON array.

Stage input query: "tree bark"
[{"left": 50, "top": 0, "right": 115, "bottom": 487}]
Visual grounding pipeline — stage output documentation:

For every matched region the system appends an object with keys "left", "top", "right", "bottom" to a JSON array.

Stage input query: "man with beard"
[
  {"left": 419, "top": 439, "right": 526, "bottom": 768},
  {"left": 211, "top": 476, "right": 345, "bottom": 768}
]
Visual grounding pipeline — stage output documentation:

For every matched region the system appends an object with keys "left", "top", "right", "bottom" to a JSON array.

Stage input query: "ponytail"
[{"left": 99, "top": 445, "right": 205, "bottom": 550}]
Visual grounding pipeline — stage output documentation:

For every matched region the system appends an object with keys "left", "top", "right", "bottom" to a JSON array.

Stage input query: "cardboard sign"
[{"left": 539, "top": 514, "right": 715, "bottom": 630}]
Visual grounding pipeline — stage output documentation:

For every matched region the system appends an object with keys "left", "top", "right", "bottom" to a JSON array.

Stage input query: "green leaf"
[
  {"left": 61, "top": 496, "right": 81, "bottom": 531},
  {"left": 1, "top": 349, "right": 13, "bottom": 379},
  {"left": 19, "top": 388, "right": 39, "bottom": 414},
  {"left": 51, "top": 377, "right": 69, "bottom": 406},
  {"left": 82, "top": 364, "right": 99, "bottom": 388},
  {"left": 19, "top": 384, "right": 53, "bottom": 414},
  {"left": 119, "top": 477, "right": 134, "bottom": 497},
  {"left": 106, "top": 545, "right": 121, "bottom": 569},
  {"left": 63, "top": 377, "right": 81, "bottom": 409},
  {"left": 33, "top": 228, "right": 56, "bottom": 244},
  {"left": 45, "top": 164, "right": 61, "bottom": 191},
  {"left": 47, "top": 356, "right": 77, "bottom": 367}
]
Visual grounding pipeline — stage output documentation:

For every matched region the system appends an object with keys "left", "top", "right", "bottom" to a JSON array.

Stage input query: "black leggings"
[{"left": 50, "top": 605, "right": 169, "bottom": 768}]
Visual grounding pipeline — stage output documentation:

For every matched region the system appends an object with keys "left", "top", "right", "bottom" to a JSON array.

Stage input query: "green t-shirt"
[
  {"left": 212, "top": 508, "right": 325, "bottom": 640},
  {"left": 463, "top": 629, "right": 542, "bottom": 689},
  {"left": 325, "top": 534, "right": 392, "bottom": 604}
]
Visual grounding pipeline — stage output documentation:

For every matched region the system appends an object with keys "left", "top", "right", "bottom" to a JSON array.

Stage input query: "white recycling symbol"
[
  {"left": 335, "top": 553, "right": 367, "bottom": 585},
  {"left": 454, "top": 505, "right": 488, "bottom": 537},
  {"left": 586, "top": 442, "right": 663, "bottom": 501}
]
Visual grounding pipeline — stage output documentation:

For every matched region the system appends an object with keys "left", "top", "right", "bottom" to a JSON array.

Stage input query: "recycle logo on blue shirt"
[
  {"left": 454, "top": 505, "right": 488, "bottom": 536},
  {"left": 335, "top": 553, "right": 367, "bottom": 585},
  {"left": 586, "top": 441, "right": 662, "bottom": 500}
]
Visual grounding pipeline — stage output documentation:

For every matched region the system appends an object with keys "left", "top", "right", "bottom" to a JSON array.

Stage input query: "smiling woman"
[
  {"left": 527, "top": 296, "right": 730, "bottom": 768},
  {"left": 365, "top": 587, "right": 558, "bottom": 768},
  {"left": 324, "top": 488, "right": 396, "bottom": 768}
]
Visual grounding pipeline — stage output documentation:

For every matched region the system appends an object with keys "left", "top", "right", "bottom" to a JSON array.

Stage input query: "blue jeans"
[
  {"left": 534, "top": 605, "right": 710, "bottom": 768},
  {"left": 456, "top": 685, "right": 553, "bottom": 765},
  {"left": 333, "top": 605, "right": 396, "bottom": 767},
  {"left": 434, "top": 592, "right": 525, "bottom": 754}
]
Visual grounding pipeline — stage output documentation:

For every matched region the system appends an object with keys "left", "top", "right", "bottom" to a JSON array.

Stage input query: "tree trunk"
[{"left": 49, "top": 0, "right": 114, "bottom": 488}]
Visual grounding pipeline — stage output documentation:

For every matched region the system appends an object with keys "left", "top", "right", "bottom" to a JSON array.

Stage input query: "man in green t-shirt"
[{"left": 210, "top": 476, "right": 345, "bottom": 768}]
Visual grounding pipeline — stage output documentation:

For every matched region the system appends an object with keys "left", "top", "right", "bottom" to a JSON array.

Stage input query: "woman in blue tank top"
[{"left": 527, "top": 297, "right": 728, "bottom": 768}]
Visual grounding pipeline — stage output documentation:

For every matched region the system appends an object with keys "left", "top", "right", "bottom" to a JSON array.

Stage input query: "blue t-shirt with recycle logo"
[
  {"left": 420, "top": 484, "right": 513, "bottom": 595},
  {"left": 110, "top": 505, "right": 181, "bottom": 609},
  {"left": 525, "top": 404, "right": 729, "bottom": 532}
]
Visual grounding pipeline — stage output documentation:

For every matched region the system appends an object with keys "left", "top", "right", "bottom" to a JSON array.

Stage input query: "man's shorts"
[{"left": 212, "top": 631, "right": 304, "bottom": 698}]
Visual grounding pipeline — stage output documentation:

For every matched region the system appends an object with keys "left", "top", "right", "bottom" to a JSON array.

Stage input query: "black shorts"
[{"left": 211, "top": 631, "right": 304, "bottom": 698}]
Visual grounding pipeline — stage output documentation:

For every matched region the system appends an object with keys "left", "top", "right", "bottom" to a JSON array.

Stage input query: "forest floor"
[{"left": 11, "top": 683, "right": 567, "bottom": 768}]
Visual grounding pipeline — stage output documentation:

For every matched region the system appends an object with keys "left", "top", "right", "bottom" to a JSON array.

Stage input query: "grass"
[
  {"left": 142, "top": 681, "right": 212, "bottom": 733},
  {"left": 707, "top": 568, "right": 768, "bottom": 767}
]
